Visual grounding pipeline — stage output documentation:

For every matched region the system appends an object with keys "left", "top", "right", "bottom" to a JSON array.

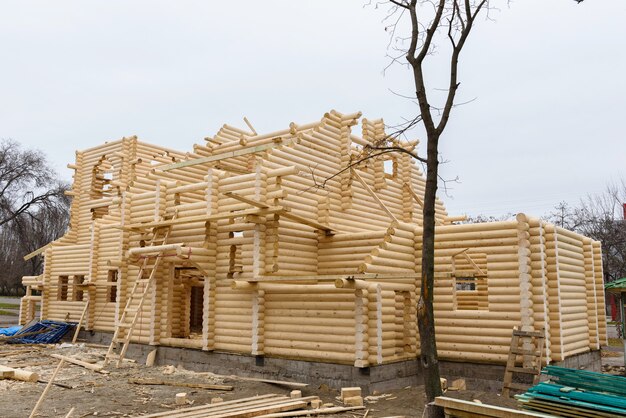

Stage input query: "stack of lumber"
[
  {"left": 516, "top": 366, "right": 626, "bottom": 417},
  {"left": 434, "top": 397, "right": 550, "bottom": 418},
  {"left": 131, "top": 393, "right": 363, "bottom": 417}
]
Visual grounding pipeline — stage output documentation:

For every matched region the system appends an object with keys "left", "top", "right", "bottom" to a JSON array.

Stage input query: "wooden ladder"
[
  {"left": 104, "top": 214, "right": 177, "bottom": 367},
  {"left": 502, "top": 326, "right": 545, "bottom": 397}
]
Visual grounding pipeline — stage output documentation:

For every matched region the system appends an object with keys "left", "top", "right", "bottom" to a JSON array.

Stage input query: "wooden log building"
[{"left": 19, "top": 110, "right": 607, "bottom": 368}]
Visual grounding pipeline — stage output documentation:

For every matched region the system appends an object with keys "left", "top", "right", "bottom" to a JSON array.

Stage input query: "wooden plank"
[
  {"left": 49, "top": 354, "right": 108, "bottom": 374},
  {"left": 205, "top": 399, "right": 309, "bottom": 418},
  {"left": 277, "top": 209, "right": 335, "bottom": 234},
  {"left": 225, "top": 375, "right": 308, "bottom": 388},
  {"left": 71, "top": 301, "right": 89, "bottom": 344},
  {"left": 248, "top": 273, "right": 421, "bottom": 283},
  {"left": 114, "top": 207, "right": 284, "bottom": 231},
  {"left": 0, "top": 365, "right": 39, "bottom": 382},
  {"left": 136, "top": 395, "right": 284, "bottom": 417},
  {"left": 351, "top": 168, "right": 397, "bottom": 223},
  {"left": 253, "top": 405, "right": 365, "bottom": 417},
  {"left": 434, "top": 397, "right": 550, "bottom": 418},
  {"left": 128, "top": 377, "right": 233, "bottom": 391},
  {"left": 160, "top": 140, "right": 290, "bottom": 172},
  {"left": 224, "top": 192, "right": 269, "bottom": 209},
  {"left": 29, "top": 359, "right": 65, "bottom": 418},
  {"left": 23, "top": 241, "right": 56, "bottom": 261}
]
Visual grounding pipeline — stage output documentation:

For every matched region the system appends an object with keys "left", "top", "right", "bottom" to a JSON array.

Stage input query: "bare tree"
[
  {"left": 548, "top": 181, "right": 626, "bottom": 284},
  {"left": 0, "top": 139, "right": 70, "bottom": 295},
  {"left": 0, "top": 139, "right": 66, "bottom": 228},
  {"left": 365, "top": 1, "right": 491, "bottom": 410}
]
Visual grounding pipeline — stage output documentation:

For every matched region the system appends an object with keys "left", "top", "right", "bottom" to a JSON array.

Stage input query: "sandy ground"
[
  {"left": 0, "top": 343, "right": 429, "bottom": 418},
  {"left": 0, "top": 341, "right": 522, "bottom": 418},
  {"left": 0, "top": 338, "right": 621, "bottom": 418}
]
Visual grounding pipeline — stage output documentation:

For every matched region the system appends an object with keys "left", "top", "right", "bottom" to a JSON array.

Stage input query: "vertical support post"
[
  {"left": 516, "top": 213, "right": 534, "bottom": 368},
  {"left": 537, "top": 220, "right": 551, "bottom": 363},
  {"left": 375, "top": 284, "right": 383, "bottom": 365},
  {"left": 87, "top": 222, "right": 100, "bottom": 330},
  {"left": 402, "top": 291, "right": 412, "bottom": 355},
  {"left": 583, "top": 237, "right": 599, "bottom": 350},
  {"left": 251, "top": 289, "right": 265, "bottom": 356},
  {"left": 41, "top": 248, "right": 53, "bottom": 320},
  {"left": 203, "top": 168, "right": 218, "bottom": 351},
  {"left": 354, "top": 288, "right": 369, "bottom": 368}
]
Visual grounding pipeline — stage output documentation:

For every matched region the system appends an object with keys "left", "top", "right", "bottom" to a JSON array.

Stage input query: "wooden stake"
[
  {"left": 29, "top": 359, "right": 64, "bottom": 418},
  {"left": 71, "top": 301, "right": 89, "bottom": 343}
]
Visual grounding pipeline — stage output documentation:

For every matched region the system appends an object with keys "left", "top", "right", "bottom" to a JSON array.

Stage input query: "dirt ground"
[
  {"left": 0, "top": 342, "right": 525, "bottom": 418},
  {"left": 0, "top": 342, "right": 425, "bottom": 418},
  {"left": 0, "top": 341, "right": 620, "bottom": 418}
]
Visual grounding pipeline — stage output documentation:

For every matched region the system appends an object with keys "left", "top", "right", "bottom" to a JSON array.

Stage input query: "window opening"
[
  {"left": 452, "top": 252, "right": 488, "bottom": 311},
  {"left": 107, "top": 270, "right": 118, "bottom": 303},
  {"left": 58, "top": 276, "right": 69, "bottom": 301},
  {"left": 73, "top": 275, "right": 85, "bottom": 301}
]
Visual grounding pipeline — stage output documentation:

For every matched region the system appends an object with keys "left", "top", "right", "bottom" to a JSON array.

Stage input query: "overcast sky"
[{"left": 1, "top": 1, "right": 624, "bottom": 219}]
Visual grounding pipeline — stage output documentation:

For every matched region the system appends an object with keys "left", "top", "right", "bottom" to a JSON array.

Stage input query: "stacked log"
[{"left": 25, "top": 112, "right": 606, "bottom": 369}]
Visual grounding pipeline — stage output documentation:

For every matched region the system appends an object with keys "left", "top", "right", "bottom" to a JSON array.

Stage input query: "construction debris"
[
  {"left": 516, "top": 366, "right": 626, "bottom": 417},
  {"left": 343, "top": 395, "right": 364, "bottom": 407},
  {"left": 130, "top": 394, "right": 320, "bottom": 418},
  {"left": 0, "top": 364, "right": 39, "bottom": 382},
  {"left": 175, "top": 392, "right": 188, "bottom": 405},
  {"left": 448, "top": 378, "right": 466, "bottom": 391},
  {"left": 289, "top": 390, "right": 302, "bottom": 398},
  {"left": 340, "top": 386, "right": 361, "bottom": 400},
  {"left": 29, "top": 358, "right": 65, "bottom": 418},
  {"left": 0, "top": 342, "right": 418, "bottom": 416},
  {"left": 435, "top": 397, "right": 545, "bottom": 418},
  {"left": 9, "top": 320, "right": 74, "bottom": 344},
  {"left": 128, "top": 377, "right": 233, "bottom": 391},
  {"left": 50, "top": 353, "right": 108, "bottom": 374}
]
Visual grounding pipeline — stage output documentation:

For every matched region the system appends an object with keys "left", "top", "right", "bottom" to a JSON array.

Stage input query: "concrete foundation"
[{"left": 80, "top": 330, "right": 602, "bottom": 394}]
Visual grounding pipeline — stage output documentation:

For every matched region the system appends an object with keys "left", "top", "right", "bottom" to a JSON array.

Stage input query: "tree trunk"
[{"left": 418, "top": 132, "right": 443, "bottom": 407}]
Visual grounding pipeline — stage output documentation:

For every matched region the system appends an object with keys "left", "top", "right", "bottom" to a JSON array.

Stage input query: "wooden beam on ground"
[
  {"left": 434, "top": 397, "right": 548, "bottom": 418},
  {"left": 49, "top": 354, "right": 108, "bottom": 374},
  {"left": 128, "top": 377, "right": 233, "bottom": 391},
  {"left": 352, "top": 169, "right": 397, "bottom": 223},
  {"left": 0, "top": 365, "right": 38, "bottom": 382},
  {"left": 224, "top": 375, "right": 309, "bottom": 388},
  {"left": 255, "top": 405, "right": 365, "bottom": 417},
  {"left": 133, "top": 394, "right": 312, "bottom": 418}
]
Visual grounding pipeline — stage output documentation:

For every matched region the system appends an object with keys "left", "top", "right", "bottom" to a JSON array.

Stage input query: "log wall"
[{"left": 22, "top": 111, "right": 606, "bottom": 368}]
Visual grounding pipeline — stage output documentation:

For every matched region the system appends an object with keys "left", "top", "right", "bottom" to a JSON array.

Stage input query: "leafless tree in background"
[
  {"left": 548, "top": 181, "right": 626, "bottom": 284},
  {"left": 0, "top": 139, "right": 70, "bottom": 295}
]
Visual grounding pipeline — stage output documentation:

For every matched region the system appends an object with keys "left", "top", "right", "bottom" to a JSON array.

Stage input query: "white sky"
[{"left": 1, "top": 1, "right": 624, "bottom": 219}]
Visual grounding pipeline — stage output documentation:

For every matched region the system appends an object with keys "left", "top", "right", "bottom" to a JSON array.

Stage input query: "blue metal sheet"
[{"left": 9, "top": 320, "right": 75, "bottom": 344}]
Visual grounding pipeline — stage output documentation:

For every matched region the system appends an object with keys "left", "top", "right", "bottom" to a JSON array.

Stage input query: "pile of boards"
[
  {"left": 131, "top": 393, "right": 363, "bottom": 418},
  {"left": 516, "top": 366, "right": 626, "bottom": 417}
]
